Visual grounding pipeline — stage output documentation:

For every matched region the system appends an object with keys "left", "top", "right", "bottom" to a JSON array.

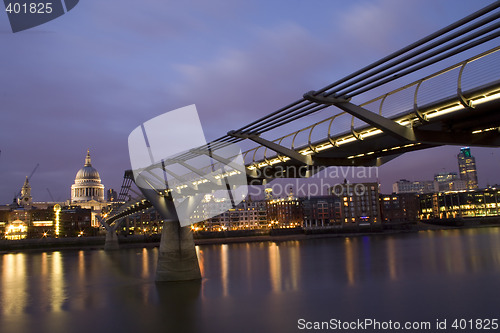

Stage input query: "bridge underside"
[{"left": 245, "top": 92, "right": 500, "bottom": 185}]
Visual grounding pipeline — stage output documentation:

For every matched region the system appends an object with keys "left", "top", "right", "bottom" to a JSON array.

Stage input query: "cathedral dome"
[
  {"left": 75, "top": 150, "right": 101, "bottom": 183},
  {"left": 71, "top": 149, "right": 105, "bottom": 203},
  {"left": 75, "top": 166, "right": 101, "bottom": 182}
]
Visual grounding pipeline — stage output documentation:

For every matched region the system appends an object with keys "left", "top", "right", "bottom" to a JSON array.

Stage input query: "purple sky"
[{"left": 0, "top": 0, "right": 498, "bottom": 204}]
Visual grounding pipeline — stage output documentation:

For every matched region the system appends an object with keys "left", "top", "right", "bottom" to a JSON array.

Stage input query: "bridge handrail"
[{"left": 243, "top": 45, "right": 500, "bottom": 166}]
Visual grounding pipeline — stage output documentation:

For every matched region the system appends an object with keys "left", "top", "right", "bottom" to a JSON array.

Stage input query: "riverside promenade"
[{"left": 0, "top": 222, "right": 491, "bottom": 253}]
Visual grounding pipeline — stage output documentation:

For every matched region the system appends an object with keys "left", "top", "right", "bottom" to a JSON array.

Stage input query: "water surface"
[{"left": 1, "top": 227, "right": 500, "bottom": 333}]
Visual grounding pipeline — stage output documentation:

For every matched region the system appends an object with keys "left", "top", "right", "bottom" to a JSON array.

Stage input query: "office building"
[
  {"left": 392, "top": 179, "right": 436, "bottom": 194},
  {"left": 302, "top": 195, "right": 341, "bottom": 227},
  {"left": 267, "top": 189, "right": 303, "bottom": 228},
  {"left": 419, "top": 187, "right": 500, "bottom": 220},
  {"left": 380, "top": 193, "right": 419, "bottom": 224},
  {"left": 337, "top": 182, "right": 381, "bottom": 228},
  {"left": 457, "top": 147, "right": 479, "bottom": 190},
  {"left": 434, "top": 172, "right": 468, "bottom": 192}
]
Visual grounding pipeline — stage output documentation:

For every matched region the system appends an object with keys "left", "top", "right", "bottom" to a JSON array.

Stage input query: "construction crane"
[
  {"left": 27, "top": 163, "right": 39, "bottom": 180},
  {"left": 46, "top": 188, "right": 55, "bottom": 202}
]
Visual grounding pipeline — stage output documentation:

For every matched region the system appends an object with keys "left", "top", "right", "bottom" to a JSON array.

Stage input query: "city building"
[
  {"left": 29, "top": 206, "right": 92, "bottom": 238},
  {"left": 457, "top": 147, "right": 479, "bottom": 190},
  {"left": 121, "top": 209, "right": 163, "bottom": 235},
  {"left": 0, "top": 207, "right": 9, "bottom": 236},
  {"left": 392, "top": 179, "right": 437, "bottom": 194},
  {"left": 434, "top": 172, "right": 468, "bottom": 192},
  {"left": 243, "top": 199, "right": 268, "bottom": 228},
  {"left": 302, "top": 195, "right": 341, "bottom": 227},
  {"left": 0, "top": 203, "right": 92, "bottom": 239},
  {"left": 107, "top": 189, "right": 118, "bottom": 202},
  {"left": 70, "top": 149, "right": 108, "bottom": 226},
  {"left": 337, "top": 182, "right": 381, "bottom": 228},
  {"left": 434, "top": 172, "right": 458, "bottom": 183},
  {"left": 17, "top": 176, "right": 33, "bottom": 208},
  {"left": 267, "top": 189, "right": 303, "bottom": 228},
  {"left": 199, "top": 197, "right": 267, "bottom": 231},
  {"left": 380, "top": 193, "right": 419, "bottom": 224},
  {"left": 228, "top": 201, "right": 266, "bottom": 230},
  {"left": 0, "top": 150, "right": 108, "bottom": 238},
  {"left": 419, "top": 187, "right": 500, "bottom": 220}
]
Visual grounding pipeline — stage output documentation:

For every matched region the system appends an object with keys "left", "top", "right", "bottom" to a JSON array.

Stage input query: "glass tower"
[{"left": 457, "top": 147, "right": 478, "bottom": 189}]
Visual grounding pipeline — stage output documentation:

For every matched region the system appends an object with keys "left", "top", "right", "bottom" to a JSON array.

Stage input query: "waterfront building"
[
  {"left": 227, "top": 198, "right": 267, "bottom": 230},
  {"left": 228, "top": 205, "right": 263, "bottom": 230},
  {"left": 0, "top": 208, "right": 9, "bottom": 236},
  {"left": 380, "top": 193, "right": 419, "bottom": 224},
  {"left": 302, "top": 195, "right": 341, "bottom": 227},
  {"left": 202, "top": 211, "right": 230, "bottom": 231},
  {"left": 419, "top": 187, "right": 500, "bottom": 220},
  {"left": 245, "top": 199, "right": 268, "bottom": 227},
  {"left": 0, "top": 151, "right": 103, "bottom": 238},
  {"left": 29, "top": 206, "right": 92, "bottom": 238},
  {"left": 267, "top": 190, "right": 303, "bottom": 228},
  {"left": 121, "top": 209, "right": 163, "bottom": 235},
  {"left": 4, "top": 220, "right": 27, "bottom": 240},
  {"left": 392, "top": 179, "right": 437, "bottom": 194},
  {"left": 198, "top": 197, "right": 267, "bottom": 231},
  {"left": 457, "top": 147, "right": 479, "bottom": 189},
  {"left": 336, "top": 182, "right": 381, "bottom": 228},
  {"left": 0, "top": 204, "right": 92, "bottom": 239}
]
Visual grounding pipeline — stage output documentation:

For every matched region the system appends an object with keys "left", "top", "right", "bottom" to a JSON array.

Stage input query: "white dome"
[
  {"left": 71, "top": 150, "right": 105, "bottom": 203},
  {"left": 74, "top": 150, "right": 101, "bottom": 182},
  {"left": 75, "top": 165, "right": 101, "bottom": 183}
]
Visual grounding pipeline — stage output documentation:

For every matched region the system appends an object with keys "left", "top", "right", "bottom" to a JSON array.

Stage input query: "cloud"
[
  {"left": 336, "top": 0, "right": 423, "bottom": 53},
  {"left": 161, "top": 0, "right": 430, "bottom": 142},
  {"left": 166, "top": 22, "right": 338, "bottom": 140}
]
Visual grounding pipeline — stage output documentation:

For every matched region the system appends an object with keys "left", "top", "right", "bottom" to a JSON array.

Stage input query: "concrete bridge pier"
[
  {"left": 138, "top": 187, "right": 201, "bottom": 282},
  {"left": 104, "top": 229, "right": 119, "bottom": 251},
  {"left": 156, "top": 220, "right": 201, "bottom": 282}
]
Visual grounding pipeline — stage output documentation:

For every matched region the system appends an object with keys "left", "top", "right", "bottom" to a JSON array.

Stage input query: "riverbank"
[{"left": 1, "top": 222, "right": 499, "bottom": 253}]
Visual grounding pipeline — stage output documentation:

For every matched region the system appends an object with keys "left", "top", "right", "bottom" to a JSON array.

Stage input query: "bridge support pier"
[
  {"left": 135, "top": 186, "right": 202, "bottom": 282},
  {"left": 156, "top": 220, "right": 201, "bottom": 282},
  {"left": 104, "top": 229, "right": 119, "bottom": 251}
]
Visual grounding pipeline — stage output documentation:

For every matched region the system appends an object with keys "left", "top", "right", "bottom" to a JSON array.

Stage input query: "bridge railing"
[
  {"left": 243, "top": 46, "right": 500, "bottom": 167},
  {"left": 119, "top": 46, "right": 500, "bottom": 191}
]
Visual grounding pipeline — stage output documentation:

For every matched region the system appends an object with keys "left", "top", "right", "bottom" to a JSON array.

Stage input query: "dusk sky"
[{"left": 0, "top": 0, "right": 499, "bottom": 204}]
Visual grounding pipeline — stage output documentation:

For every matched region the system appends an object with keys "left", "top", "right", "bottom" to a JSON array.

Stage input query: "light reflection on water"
[{"left": 0, "top": 227, "right": 500, "bottom": 332}]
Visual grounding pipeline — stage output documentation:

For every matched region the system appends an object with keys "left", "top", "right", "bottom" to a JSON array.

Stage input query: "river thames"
[{"left": 1, "top": 227, "right": 500, "bottom": 333}]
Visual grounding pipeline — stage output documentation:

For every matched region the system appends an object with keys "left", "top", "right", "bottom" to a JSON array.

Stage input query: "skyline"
[
  {"left": 1, "top": 0, "right": 499, "bottom": 204},
  {"left": 4, "top": 145, "right": 499, "bottom": 204}
]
